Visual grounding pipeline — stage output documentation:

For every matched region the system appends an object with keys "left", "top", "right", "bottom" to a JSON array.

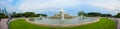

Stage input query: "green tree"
[
  {"left": 12, "top": 13, "right": 24, "bottom": 17},
  {"left": 0, "top": 13, "right": 8, "bottom": 18},
  {"left": 11, "top": 12, "right": 47, "bottom": 17},
  {"left": 78, "top": 11, "right": 86, "bottom": 16},
  {"left": 23, "top": 12, "right": 35, "bottom": 17},
  {"left": 35, "top": 14, "right": 47, "bottom": 17},
  {"left": 115, "top": 13, "right": 120, "bottom": 18},
  {"left": 101, "top": 14, "right": 112, "bottom": 17},
  {"left": 86, "top": 12, "right": 101, "bottom": 17}
]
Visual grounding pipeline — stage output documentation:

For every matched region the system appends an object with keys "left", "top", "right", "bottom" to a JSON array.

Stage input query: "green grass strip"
[{"left": 10, "top": 18, "right": 116, "bottom": 29}]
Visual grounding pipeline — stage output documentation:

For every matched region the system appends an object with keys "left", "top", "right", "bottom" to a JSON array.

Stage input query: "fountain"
[
  {"left": 80, "top": 13, "right": 86, "bottom": 19},
  {"left": 49, "top": 9, "right": 74, "bottom": 19},
  {"left": 60, "top": 8, "right": 64, "bottom": 20},
  {"left": 27, "top": 8, "right": 99, "bottom": 27},
  {"left": 38, "top": 15, "right": 42, "bottom": 19}
]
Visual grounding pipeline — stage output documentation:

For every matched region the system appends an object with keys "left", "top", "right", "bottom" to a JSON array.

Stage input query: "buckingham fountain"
[
  {"left": 27, "top": 9, "right": 99, "bottom": 27},
  {"left": 49, "top": 8, "right": 74, "bottom": 20}
]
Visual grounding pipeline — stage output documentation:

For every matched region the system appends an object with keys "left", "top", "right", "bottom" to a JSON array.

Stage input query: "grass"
[{"left": 10, "top": 18, "right": 117, "bottom": 29}]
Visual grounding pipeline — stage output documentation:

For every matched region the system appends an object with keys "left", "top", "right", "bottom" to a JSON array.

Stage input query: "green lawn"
[{"left": 10, "top": 18, "right": 117, "bottom": 29}]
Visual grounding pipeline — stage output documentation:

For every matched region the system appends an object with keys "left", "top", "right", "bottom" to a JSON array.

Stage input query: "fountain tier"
[{"left": 49, "top": 9, "right": 74, "bottom": 19}]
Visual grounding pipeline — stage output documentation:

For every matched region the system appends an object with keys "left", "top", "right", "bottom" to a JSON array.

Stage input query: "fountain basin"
[{"left": 26, "top": 17, "right": 99, "bottom": 27}]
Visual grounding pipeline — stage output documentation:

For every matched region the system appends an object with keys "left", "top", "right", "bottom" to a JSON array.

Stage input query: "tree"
[
  {"left": 12, "top": 13, "right": 24, "bottom": 17},
  {"left": 40, "top": 14, "right": 47, "bottom": 17},
  {"left": 86, "top": 12, "right": 101, "bottom": 17},
  {"left": 35, "top": 14, "right": 47, "bottom": 17},
  {"left": 23, "top": 12, "right": 35, "bottom": 17},
  {"left": 101, "top": 14, "right": 112, "bottom": 17},
  {"left": 11, "top": 12, "right": 47, "bottom": 17},
  {"left": 78, "top": 11, "right": 86, "bottom": 16},
  {"left": 0, "top": 13, "right": 8, "bottom": 18},
  {"left": 115, "top": 13, "right": 120, "bottom": 18}
]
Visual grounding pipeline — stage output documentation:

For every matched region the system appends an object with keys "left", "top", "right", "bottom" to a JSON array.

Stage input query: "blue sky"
[{"left": 0, "top": 0, "right": 120, "bottom": 16}]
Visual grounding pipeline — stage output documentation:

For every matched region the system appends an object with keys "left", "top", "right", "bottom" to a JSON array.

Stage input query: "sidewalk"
[
  {"left": 0, "top": 19, "right": 8, "bottom": 29},
  {"left": 117, "top": 19, "right": 120, "bottom": 29}
]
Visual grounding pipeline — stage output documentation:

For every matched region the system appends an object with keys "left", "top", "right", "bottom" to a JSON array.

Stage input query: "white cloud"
[
  {"left": 80, "top": 0, "right": 120, "bottom": 15},
  {"left": 1, "top": 0, "right": 120, "bottom": 15},
  {"left": 83, "top": 0, "right": 120, "bottom": 10},
  {"left": 18, "top": 0, "right": 120, "bottom": 12},
  {"left": 19, "top": 0, "right": 82, "bottom": 12}
]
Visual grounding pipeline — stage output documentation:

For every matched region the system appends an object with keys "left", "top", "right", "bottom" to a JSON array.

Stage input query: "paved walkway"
[
  {"left": 115, "top": 18, "right": 120, "bottom": 29},
  {"left": 0, "top": 18, "right": 26, "bottom": 29},
  {"left": 0, "top": 19, "right": 8, "bottom": 29}
]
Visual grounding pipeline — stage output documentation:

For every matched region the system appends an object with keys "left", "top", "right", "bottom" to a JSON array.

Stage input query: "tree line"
[
  {"left": 1, "top": 11, "right": 120, "bottom": 18},
  {"left": 0, "top": 12, "right": 47, "bottom": 18},
  {"left": 78, "top": 11, "right": 119, "bottom": 17}
]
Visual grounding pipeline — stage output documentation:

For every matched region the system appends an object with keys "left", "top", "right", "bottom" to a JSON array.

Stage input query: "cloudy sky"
[{"left": 0, "top": 0, "right": 120, "bottom": 16}]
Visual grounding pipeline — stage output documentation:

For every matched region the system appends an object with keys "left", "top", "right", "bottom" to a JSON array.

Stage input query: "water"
[
  {"left": 31, "top": 17, "right": 97, "bottom": 26},
  {"left": 61, "top": 8, "right": 64, "bottom": 20},
  {"left": 29, "top": 9, "right": 97, "bottom": 26}
]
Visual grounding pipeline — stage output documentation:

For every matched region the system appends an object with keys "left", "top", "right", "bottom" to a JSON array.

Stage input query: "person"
[{"left": 0, "top": 18, "right": 1, "bottom": 22}]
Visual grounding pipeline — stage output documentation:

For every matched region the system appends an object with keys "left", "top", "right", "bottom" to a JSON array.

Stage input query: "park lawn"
[{"left": 10, "top": 18, "right": 116, "bottom": 29}]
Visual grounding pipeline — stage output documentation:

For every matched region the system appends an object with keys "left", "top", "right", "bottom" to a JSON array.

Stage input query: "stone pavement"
[
  {"left": 0, "top": 19, "right": 8, "bottom": 29},
  {"left": 116, "top": 18, "right": 120, "bottom": 29}
]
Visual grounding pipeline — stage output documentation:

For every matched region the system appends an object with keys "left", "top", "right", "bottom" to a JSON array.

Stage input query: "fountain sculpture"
[{"left": 49, "top": 8, "right": 74, "bottom": 19}]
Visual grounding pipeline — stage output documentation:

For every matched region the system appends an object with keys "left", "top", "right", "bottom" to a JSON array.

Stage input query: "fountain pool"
[
  {"left": 27, "top": 17, "right": 99, "bottom": 27},
  {"left": 27, "top": 9, "right": 99, "bottom": 27}
]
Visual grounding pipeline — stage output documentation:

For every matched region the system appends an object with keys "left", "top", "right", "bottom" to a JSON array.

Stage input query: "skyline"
[{"left": 0, "top": 0, "right": 120, "bottom": 16}]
